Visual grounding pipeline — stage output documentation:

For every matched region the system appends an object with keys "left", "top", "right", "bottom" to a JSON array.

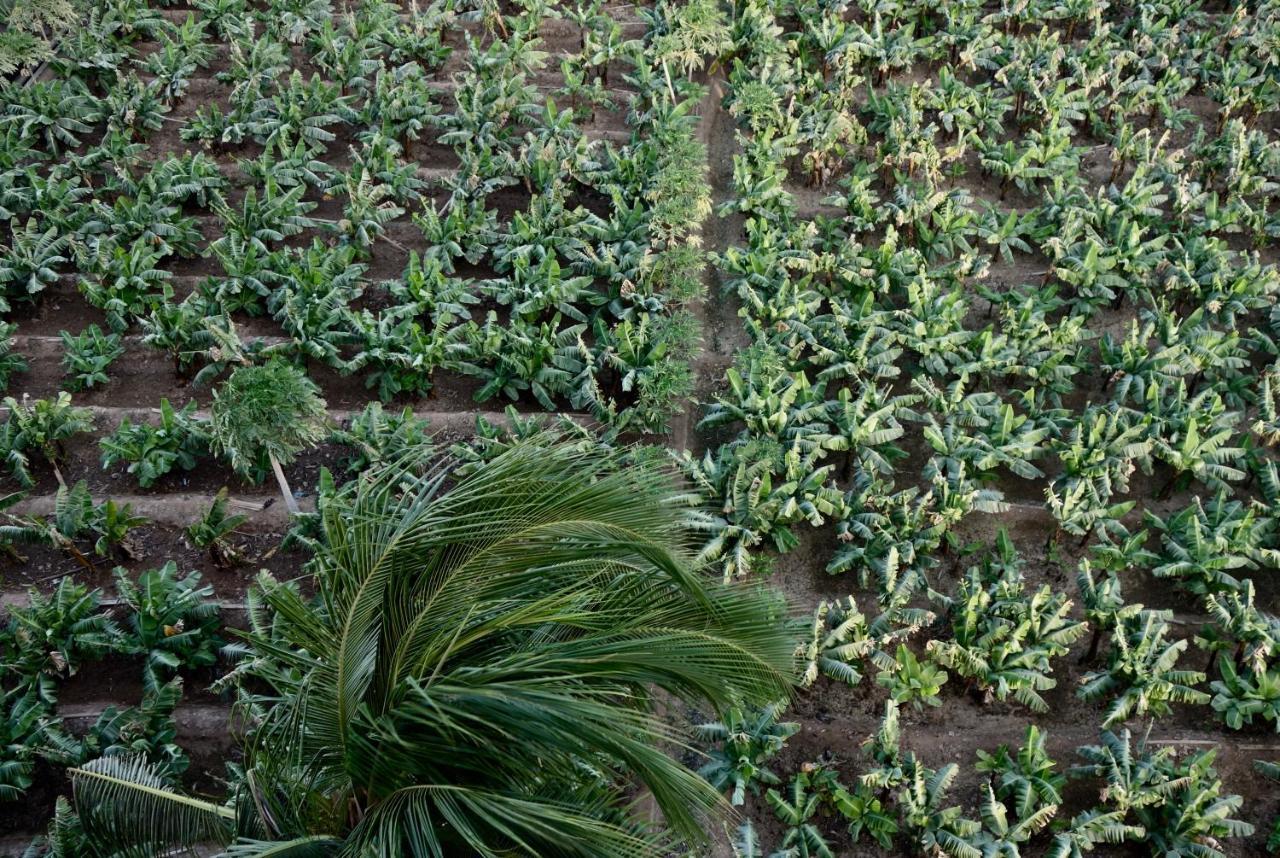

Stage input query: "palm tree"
[{"left": 63, "top": 436, "right": 796, "bottom": 856}]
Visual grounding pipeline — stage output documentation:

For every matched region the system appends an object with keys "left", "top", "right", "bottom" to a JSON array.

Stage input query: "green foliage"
[
  {"left": 209, "top": 359, "right": 327, "bottom": 477},
  {"left": 0, "top": 218, "right": 70, "bottom": 304},
  {"left": 184, "top": 487, "right": 247, "bottom": 568},
  {"left": 78, "top": 239, "right": 175, "bottom": 332},
  {"left": 0, "top": 322, "right": 27, "bottom": 393},
  {"left": 115, "top": 563, "right": 222, "bottom": 694},
  {"left": 100, "top": 400, "right": 209, "bottom": 488},
  {"left": 928, "top": 532, "right": 1085, "bottom": 712},
  {"left": 1071, "top": 730, "right": 1253, "bottom": 858},
  {"left": 2, "top": 480, "right": 147, "bottom": 566},
  {"left": 65, "top": 436, "right": 797, "bottom": 855},
  {"left": 974, "top": 725, "right": 1062, "bottom": 826},
  {"left": 1046, "top": 809, "right": 1145, "bottom": 858},
  {"left": 59, "top": 325, "right": 124, "bottom": 392},
  {"left": 1145, "top": 492, "right": 1277, "bottom": 596},
  {"left": 1, "top": 578, "right": 122, "bottom": 691},
  {"left": 0, "top": 0, "right": 78, "bottom": 74},
  {"left": 1210, "top": 656, "right": 1280, "bottom": 731},
  {"left": 0, "top": 392, "right": 93, "bottom": 487},
  {"left": 330, "top": 402, "right": 433, "bottom": 473},
  {"left": 896, "top": 756, "right": 982, "bottom": 858},
  {"left": 41, "top": 678, "right": 189, "bottom": 781},
  {"left": 697, "top": 701, "right": 798, "bottom": 805},
  {"left": 0, "top": 687, "right": 43, "bottom": 801},
  {"left": 798, "top": 594, "right": 932, "bottom": 688},
  {"left": 766, "top": 771, "right": 836, "bottom": 858},
  {"left": 3, "top": 79, "right": 100, "bottom": 154},
  {"left": 876, "top": 645, "right": 947, "bottom": 711},
  {"left": 1079, "top": 610, "right": 1209, "bottom": 727}
]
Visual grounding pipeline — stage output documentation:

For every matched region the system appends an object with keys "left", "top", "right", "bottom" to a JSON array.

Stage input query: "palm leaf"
[{"left": 69, "top": 756, "right": 234, "bottom": 851}]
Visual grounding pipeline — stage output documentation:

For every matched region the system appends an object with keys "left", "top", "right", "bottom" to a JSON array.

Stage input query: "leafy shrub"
[{"left": 209, "top": 359, "right": 327, "bottom": 478}]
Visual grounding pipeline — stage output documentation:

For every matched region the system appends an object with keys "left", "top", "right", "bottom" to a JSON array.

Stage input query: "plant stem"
[{"left": 269, "top": 453, "right": 299, "bottom": 515}]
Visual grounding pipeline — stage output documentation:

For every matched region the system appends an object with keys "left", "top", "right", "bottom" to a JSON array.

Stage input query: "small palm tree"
[
  {"left": 63, "top": 435, "right": 796, "bottom": 856},
  {"left": 209, "top": 359, "right": 327, "bottom": 514}
]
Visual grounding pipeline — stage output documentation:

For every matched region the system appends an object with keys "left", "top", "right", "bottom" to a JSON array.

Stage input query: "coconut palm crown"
[{"left": 63, "top": 434, "right": 797, "bottom": 857}]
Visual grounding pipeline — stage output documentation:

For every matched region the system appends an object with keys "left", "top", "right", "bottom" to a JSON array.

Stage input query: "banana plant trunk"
[{"left": 269, "top": 452, "right": 299, "bottom": 515}]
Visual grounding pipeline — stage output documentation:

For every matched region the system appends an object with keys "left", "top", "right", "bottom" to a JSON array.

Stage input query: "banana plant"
[
  {"left": 1197, "top": 580, "right": 1280, "bottom": 679},
  {"left": 1078, "top": 609, "right": 1209, "bottom": 727},
  {"left": 330, "top": 402, "right": 433, "bottom": 474},
  {"left": 1046, "top": 809, "right": 1144, "bottom": 858},
  {"left": 331, "top": 168, "right": 405, "bottom": 252},
  {"left": 680, "top": 436, "right": 845, "bottom": 580},
  {"left": 1071, "top": 730, "right": 1252, "bottom": 858},
  {"left": 1144, "top": 491, "right": 1278, "bottom": 595},
  {"left": 243, "top": 69, "right": 355, "bottom": 146},
  {"left": 697, "top": 701, "right": 798, "bottom": 806},
  {"left": 974, "top": 726, "right": 1063, "bottom": 828},
  {"left": 1210, "top": 657, "right": 1280, "bottom": 731},
  {"left": 1076, "top": 559, "right": 1143, "bottom": 665},
  {"left": 798, "top": 594, "right": 933, "bottom": 688},
  {"left": 1253, "top": 373, "right": 1280, "bottom": 446},
  {"left": 876, "top": 645, "right": 948, "bottom": 711},
  {"left": 0, "top": 218, "right": 72, "bottom": 304},
  {"left": 8, "top": 479, "right": 146, "bottom": 564},
  {"left": 115, "top": 563, "right": 222, "bottom": 695},
  {"left": 59, "top": 325, "right": 124, "bottom": 392},
  {"left": 927, "top": 532, "right": 1086, "bottom": 712},
  {"left": 184, "top": 487, "right": 248, "bottom": 569},
  {"left": 830, "top": 480, "right": 941, "bottom": 603},
  {"left": 766, "top": 770, "right": 836, "bottom": 858},
  {"left": 0, "top": 686, "right": 43, "bottom": 800},
  {"left": 0, "top": 392, "right": 93, "bottom": 487},
  {"left": 2, "top": 78, "right": 101, "bottom": 154},
  {"left": 1050, "top": 403, "right": 1151, "bottom": 503},
  {"left": 78, "top": 238, "right": 175, "bottom": 332},
  {"left": 204, "top": 232, "right": 274, "bottom": 316},
  {"left": 896, "top": 756, "right": 983, "bottom": 858},
  {"left": 1141, "top": 384, "right": 1245, "bottom": 495},
  {"left": 39, "top": 677, "right": 188, "bottom": 782},
  {"left": 210, "top": 177, "right": 317, "bottom": 255},
  {"left": 1, "top": 578, "right": 121, "bottom": 693},
  {"left": 99, "top": 400, "right": 209, "bottom": 489}
]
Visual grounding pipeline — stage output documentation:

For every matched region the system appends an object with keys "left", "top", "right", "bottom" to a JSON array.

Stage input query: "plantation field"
[{"left": 3, "top": 0, "right": 1280, "bottom": 854}]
